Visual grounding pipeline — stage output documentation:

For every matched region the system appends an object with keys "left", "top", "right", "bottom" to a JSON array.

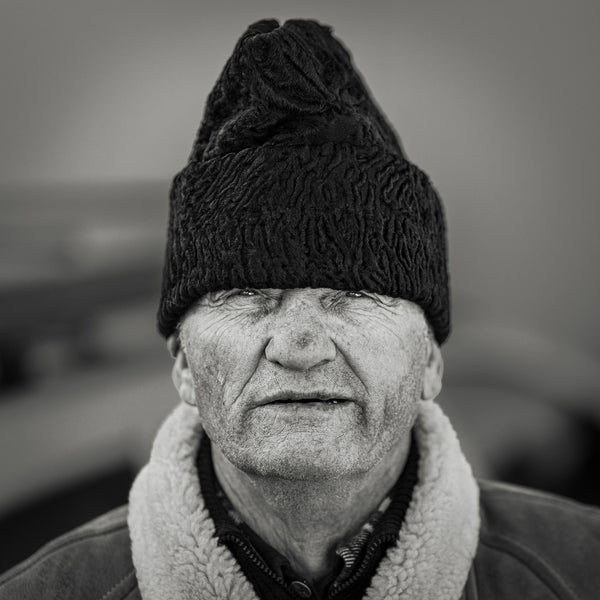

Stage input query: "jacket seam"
[
  {"left": 99, "top": 569, "right": 137, "bottom": 600},
  {"left": 0, "top": 524, "right": 129, "bottom": 585},
  {"left": 480, "top": 533, "right": 579, "bottom": 600},
  {"left": 121, "top": 586, "right": 140, "bottom": 600}
]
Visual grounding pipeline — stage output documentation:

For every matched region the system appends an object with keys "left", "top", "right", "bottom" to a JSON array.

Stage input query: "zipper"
[
  {"left": 220, "top": 533, "right": 307, "bottom": 600},
  {"left": 326, "top": 534, "right": 397, "bottom": 599},
  {"left": 221, "top": 530, "right": 397, "bottom": 599}
]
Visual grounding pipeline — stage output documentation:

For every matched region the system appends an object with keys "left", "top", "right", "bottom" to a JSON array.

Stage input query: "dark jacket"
[{"left": 2, "top": 480, "right": 599, "bottom": 600}]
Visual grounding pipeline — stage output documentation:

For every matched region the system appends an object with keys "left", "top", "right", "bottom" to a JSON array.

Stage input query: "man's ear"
[
  {"left": 421, "top": 337, "right": 443, "bottom": 401},
  {"left": 168, "top": 334, "right": 196, "bottom": 407}
]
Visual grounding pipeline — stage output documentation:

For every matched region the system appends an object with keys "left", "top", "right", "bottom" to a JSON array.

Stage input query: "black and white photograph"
[{"left": 1, "top": 2, "right": 599, "bottom": 598}]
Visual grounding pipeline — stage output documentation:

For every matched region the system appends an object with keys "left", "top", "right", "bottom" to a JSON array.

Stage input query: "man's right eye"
[{"left": 234, "top": 289, "right": 258, "bottom": 297}]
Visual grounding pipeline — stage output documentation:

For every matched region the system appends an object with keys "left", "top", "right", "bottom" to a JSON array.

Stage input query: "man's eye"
[
  {"left": 235, "top": 289, "right": 259, "bottom": 297},
  {"left": 345, "top": 291, "right": 365, "bottom": 298}
]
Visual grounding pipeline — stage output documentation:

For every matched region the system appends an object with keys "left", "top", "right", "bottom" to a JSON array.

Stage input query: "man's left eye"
[
  {"left": 236, "top": 289, "right": 258, "bottom": 297},
  {"left": 345, "top": 291, "right": 365, "bottom": 298}
]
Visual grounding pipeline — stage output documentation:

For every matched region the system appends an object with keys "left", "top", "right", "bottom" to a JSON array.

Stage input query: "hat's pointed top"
[{"left": 190, "top": 18, "right": 404, "bottom": 161}]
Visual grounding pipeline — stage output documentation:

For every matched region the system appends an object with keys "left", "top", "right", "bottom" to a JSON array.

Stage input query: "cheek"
[
  {"left": 183, "top": 319, "right": 265, "bottom": 411},
  {"left": 382, "top": 360, "right": 422, "bottom": 418},
  {"left": 335, "top": 316, "right": 427, "bottom": 430},
  {"left": 187, "top": 336, "right": 237, "bottom": 390},
  {"left": 380, "top": 339, "right": 429, "bottom": 438},
  {"left": 337, "top": 316, "right": 426, "bottom": 386}
]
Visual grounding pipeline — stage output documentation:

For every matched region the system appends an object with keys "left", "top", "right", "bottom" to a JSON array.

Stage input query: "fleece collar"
[{"left": 128, "top": 401, "right": 480, "bottom": 600}]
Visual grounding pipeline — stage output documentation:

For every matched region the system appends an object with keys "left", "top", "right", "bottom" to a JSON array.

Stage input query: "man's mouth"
[
  {"left": 259, "top": 391, "right": 354, "bottom": 407},
  {"left": 268, "top": 397, "right": 348, "bottom": 405}
]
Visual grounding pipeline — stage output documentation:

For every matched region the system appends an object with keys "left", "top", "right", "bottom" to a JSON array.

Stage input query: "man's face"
[{"left": 177, "top": 287, "right": 440, "bottom": 480}]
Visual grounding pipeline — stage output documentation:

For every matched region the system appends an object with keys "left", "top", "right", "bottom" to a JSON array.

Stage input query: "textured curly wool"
[{"left": 158, "top": 19, "right": 450, "bottom": 343}]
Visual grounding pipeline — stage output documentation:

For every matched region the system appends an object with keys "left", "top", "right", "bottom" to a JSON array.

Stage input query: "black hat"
[{"left": 158, "top": 19, "right": 450, "bottom": 343}]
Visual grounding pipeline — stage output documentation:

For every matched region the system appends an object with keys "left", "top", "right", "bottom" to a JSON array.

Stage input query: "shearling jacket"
[{"left": 2, "top": 401, "right": 600, "bottom": 600}]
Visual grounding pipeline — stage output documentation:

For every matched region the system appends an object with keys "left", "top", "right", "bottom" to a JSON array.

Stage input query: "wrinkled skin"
[{"left": 174, "top": 287, "right": 442, "bottom": 481}]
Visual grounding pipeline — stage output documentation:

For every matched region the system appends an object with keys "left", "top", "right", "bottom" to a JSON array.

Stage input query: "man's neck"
[{"left": 212, "top": 439, "right": 411, "bottom": 583}]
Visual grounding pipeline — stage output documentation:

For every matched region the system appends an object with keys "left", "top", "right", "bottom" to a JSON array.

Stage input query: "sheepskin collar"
[{"left": 128, "top": 401, "right": 480, "bottom": 600}]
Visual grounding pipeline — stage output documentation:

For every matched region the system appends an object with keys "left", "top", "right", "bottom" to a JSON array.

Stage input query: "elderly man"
[{"left": 1, "top": 18, "right": 599, "bottom": 600}]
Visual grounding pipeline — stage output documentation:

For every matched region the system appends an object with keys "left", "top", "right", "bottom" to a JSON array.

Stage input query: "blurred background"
[{"left": 1, "top": 0, "right": 599, "bottom": 572}]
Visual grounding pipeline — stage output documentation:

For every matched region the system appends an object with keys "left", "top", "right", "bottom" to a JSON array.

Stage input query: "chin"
[{"left": 226, "top": 439, "right": 375, "bottom": 482}]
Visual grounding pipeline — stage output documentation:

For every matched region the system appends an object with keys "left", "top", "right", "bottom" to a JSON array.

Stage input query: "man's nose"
[{"left": 264, "top": 318, "right": 337, "bottom": 371}]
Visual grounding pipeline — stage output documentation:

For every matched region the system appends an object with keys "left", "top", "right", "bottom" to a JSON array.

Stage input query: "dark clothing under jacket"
[{"left": 1, "top": 480, "right": 600, "bottom": 600}]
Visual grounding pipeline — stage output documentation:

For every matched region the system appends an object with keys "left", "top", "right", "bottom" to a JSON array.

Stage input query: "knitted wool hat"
[{"left": 158, "top": 18, "right": 450, "bottom": 343}]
